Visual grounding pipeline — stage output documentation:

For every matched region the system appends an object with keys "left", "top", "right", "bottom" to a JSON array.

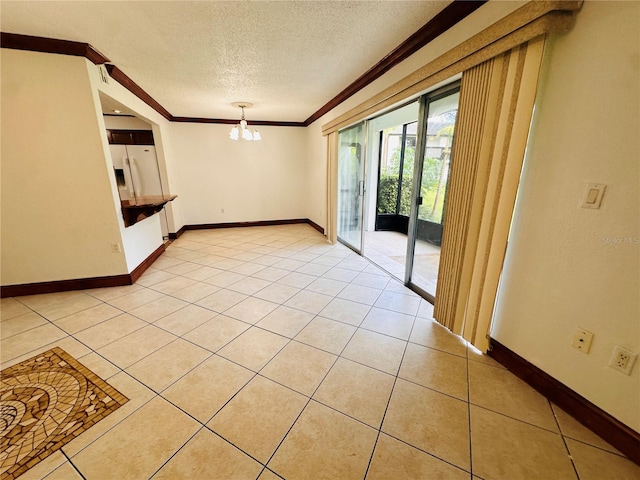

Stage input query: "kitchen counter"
[{"left": 121, "top": 195, "right": 177, "bottom": 227}]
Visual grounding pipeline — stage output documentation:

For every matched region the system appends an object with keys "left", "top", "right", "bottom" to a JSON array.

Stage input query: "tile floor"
[{"left": 1, "top": 224, "right": 638, "bottom": 480}]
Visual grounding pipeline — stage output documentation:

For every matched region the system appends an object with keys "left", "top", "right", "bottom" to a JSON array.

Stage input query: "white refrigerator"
[{"left": 109, "top": 144, "right": 169, "bottom": 236}]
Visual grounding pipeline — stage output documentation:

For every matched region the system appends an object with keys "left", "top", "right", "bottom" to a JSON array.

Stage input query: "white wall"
[
  {"left": 170, "top": 122, "right": 308, "bottom": 225},
  {"left": 1, "top": 49, "right": 128, "bottom": 284},
  {"left": 492, "top": 1, "right": 640, "bottom": 431}
]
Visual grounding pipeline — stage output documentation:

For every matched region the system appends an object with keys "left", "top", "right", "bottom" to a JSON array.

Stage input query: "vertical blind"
[{"left": 434, "top": 36, "right": 546, "bottom": 352}]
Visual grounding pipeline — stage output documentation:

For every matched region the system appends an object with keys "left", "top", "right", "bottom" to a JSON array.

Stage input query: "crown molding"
[{"left": 1, "top": 2, "right": 485, "bottom": 126}]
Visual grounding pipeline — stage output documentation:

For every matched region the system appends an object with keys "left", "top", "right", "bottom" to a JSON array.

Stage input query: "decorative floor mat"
[{"left": 0, "top": 347, "right": 128, "bottom": 479}]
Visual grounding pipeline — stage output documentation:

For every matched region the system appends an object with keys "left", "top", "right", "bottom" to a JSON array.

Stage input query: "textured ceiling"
[{"left": 1, "top": 1, "right": 451, "bottom": 121}]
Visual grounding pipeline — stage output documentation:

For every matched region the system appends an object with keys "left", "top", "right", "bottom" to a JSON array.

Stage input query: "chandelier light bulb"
[{"left": 229, "top": 102, "right": 261, "bottom": 141}]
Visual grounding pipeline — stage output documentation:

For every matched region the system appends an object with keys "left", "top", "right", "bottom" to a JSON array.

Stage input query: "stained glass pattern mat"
[{"left": 1, "top": 347, "right": 128, "bottom": 479}]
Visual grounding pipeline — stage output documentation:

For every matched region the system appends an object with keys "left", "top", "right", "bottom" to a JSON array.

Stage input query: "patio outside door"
[
  {"left": 337, "top": 122, "right": 366, "bottom": 253},
  {"left": 406, "top": 87, "right": 460, "bottom": 299}
]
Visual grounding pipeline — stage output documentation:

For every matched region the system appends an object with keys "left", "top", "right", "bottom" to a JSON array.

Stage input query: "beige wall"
[
  {"left": 169, "top": 122, "right": 308, "bottom": 226},
  {"left": 1, "top": 49, "right": 128, "bottom": 284},
  {"left": 491, "top": 0, "right": 640, "bottom": 431}
]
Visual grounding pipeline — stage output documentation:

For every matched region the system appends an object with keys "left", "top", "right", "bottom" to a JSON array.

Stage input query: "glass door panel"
[
  {"left": 408, "top": 88, "right": 460, "bottom": 298},
  {"left": 337, "top": 123, "right": 366, "bottom": 252}
]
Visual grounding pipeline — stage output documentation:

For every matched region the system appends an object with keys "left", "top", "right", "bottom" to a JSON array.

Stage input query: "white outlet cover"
[{"left": 609, "top": 345, "right": 637, "bottom": 375}]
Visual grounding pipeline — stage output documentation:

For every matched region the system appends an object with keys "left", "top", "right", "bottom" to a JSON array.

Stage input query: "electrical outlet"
[
  {"left": 111, "top": 243, "right": 122, "bottom": 253},
  {"left": 571, "top": 328, "right": 594, "bottom": 354},
  {"left": 609, "top": 346, "right": 637, "bottom": 375}
]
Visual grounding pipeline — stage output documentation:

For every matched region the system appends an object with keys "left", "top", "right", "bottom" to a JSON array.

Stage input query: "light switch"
[{"left": 581, "top": 183, "right": 606, "bottom": 209}]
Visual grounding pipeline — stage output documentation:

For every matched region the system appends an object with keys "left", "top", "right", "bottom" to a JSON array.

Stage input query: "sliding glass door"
[
  {"left": 407, "top": 86, "right": 460, "bottom": 298},
  {"left": 337, "top": 123, "right": 366, "bottom": 252}
]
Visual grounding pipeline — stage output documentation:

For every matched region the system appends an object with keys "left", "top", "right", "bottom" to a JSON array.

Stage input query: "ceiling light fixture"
[{"left": 229, "top": 102, "right": 261, "bottom": 141}]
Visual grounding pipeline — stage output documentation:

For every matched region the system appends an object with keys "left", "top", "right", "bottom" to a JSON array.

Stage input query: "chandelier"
[{"left": 229, "top": 102, "right": 261, "bottom": 141}]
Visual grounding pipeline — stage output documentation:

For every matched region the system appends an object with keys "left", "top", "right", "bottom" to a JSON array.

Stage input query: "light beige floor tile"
[
  {"left": 0, "top": 297, "right": 31, "bottom": 321},
  {"left": 14, "top": 291, "right": 84, "bottom": 311},
  {"left": 163, "top": 261, "right": 203, "bottom": 275},
  {"left": 296, "top": 262, "right": 331, "bottom": 276},
  {"left": 409, "top": 318, "right": 467, "bottom": 357},
  {"left": 314, "top": 358, "right": 394, "bottom": 428},
  {"left": 44, "top": 461, "right": 83, "bottom": 479},
  {"left": 467, "top": 345, "right": 506, "bottom": 368},
  {"left": 252, "top": 266, "right": 290, "bottom": 281},
  {"left": 285, "top": 290, "right": 333, "bottom": 314},
  {"left": 295, "top": 317, "right": 356, "bottom": 354},
  {"left": 470, "top": 405, "right": 576, "bottom": 480},
  {"left": 1, "top": 323, "right": 67, "bottom": 363},
  {"left": 257, "top": 469, "right": 281, "bottom": 480},
  {"left": 341, "top": 329, "right": 406, "bottom": 375},
  {"left": 106, "top": 288, "right": 164, "bottom": 311},
  {"left": 17, "top": 451, "right": 66, "bottom": 480},
  {"left": 182, "top": 315, "right": 249, "bottom": 352},
  {"left": 336, "top": 257, "right": 370, "bottom": 272},
  {"left": 322, "top": 267, "right": 359, "bottom": 282},
  {"left": 218, "top": 327, "right": 289, "bottom": 371},
  {"left": 254, "top": 283, "right": 301, "bottom": 303},
  {"left": 153, "top": 428, "right": 263, "bottom": 479},
  {"left": 361, "top": 307, "right": 415, "bottom": 340},
  {"left": 305, "top": 277, "right": 349, "bottom": 296},
  {"left": 195, "top": 288, "right": 248, "bottom": 313},
  {"left": 31, "top": 293, "right": 101, "bottom": 321},
  {"left": 310, "top": 254, "right": 342, "bottom": 267},
  {"left": 151, "top": 276, "right": 198, "bottom": 294},
  {"left": 416, "top": 299, "right": 434, "bottom": 318},
  {"left": 73, "top": 313, "right": 146, "bottom": 350},
  {"left": 126, "top": 339, "right": 211, "bottom": 392},
  {"left": 352, "top": 272, "right": 390, "bottom": 290},
  {"left": 1, "top": 311, "right": 47, "bottom": 337},
  {"left": 153, "top": 304, "right": 217, "bottom": 336},
  {"left": 169, "top": 282, "right": 220, "bottom": 302},
  {"left": 152, "top": 256, "right": 187, "bottom": 269},
  {"left": 367, "top": 433, "right": 469, "bottom": 480},
  {"left": 399, "top": 343, "right": 468, "bottom": 400},
  {"left": 63, "top": 371, "right": 157, "bottom": 456},
  {"left": 226, "top": 276, "right": 271, "bottom": 295},
  {"left": 269, "top": 400, "right": 378, "bottom": 480},
  {"left": 136, "top": 269, "right": 177, "bottom": 287},
  {"left": 97, "top": 325, "right": 176, "bottom": 369},
  {"left": 230, "top": 262, "right": 267, "bottom": 276},
  {"left": 551, "top": 404, "right": 620, "bottom": 454},
  {"left": 318, "top": 298, "right": 371, "bottom": 326},
  {"left": 4, "top": 336, "right": 92, "bottom": 370},
  {"left": 72, "top": 397, "right": 199, "bottom": 479},
  {"left": 208, "top": 376, "right": 307, "bottom": 462},
  {"left": 566, "top": 438, "right": 640, "bottom": 480},
  {"left": 382, "top": 379, "right": 470, "bottom": 470},
  {"left": 272, "top": 258, "right": 307, "bottom": 271},
  {"left": 262, "top": 341, "right": 336, "bottom": 396},
  {"left": 128, "top": 295, "right": 189, "bottom": 322},
  {"left": 84, "top": 284, "right": 144, "bottom": 302},
  {"left": 224, "top": 297, "right": 280, "bottom": 324},
  {"left": 180, "top": 265, "right": 222, "bottom": 281},
  {"left": 163, "top": 354, "right": 254, "bottom": 423},
  {"left": 338, "top": 284, "right": 383, "bottom": 305},
  {"left": 384, "top": 279, "right": 419, "bottom": 296},
  {"left": 277, "top": 272, "right": 317, "bottom": 288},
  {"left": 203, "top": 271, "right": 246, "bottom": 288},
  {"left": 77, "top": 351, "right": 121, "bottom": 379},
  {"left": 52, "top": 303, "right": 122, "bottom": 334},
  {"left": 256, "top": 305, "right": 315, "bottom": 338},
  {"left": 374, "top": 291, "right": 421, "bottom": 316},
  {"left": 468, "top": 361, "right": 558, "bottom": 431}
]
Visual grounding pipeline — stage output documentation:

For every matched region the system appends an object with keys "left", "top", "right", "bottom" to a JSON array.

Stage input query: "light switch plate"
[{"left": 581, "top": 183, "right": 606, "bottom": 209}]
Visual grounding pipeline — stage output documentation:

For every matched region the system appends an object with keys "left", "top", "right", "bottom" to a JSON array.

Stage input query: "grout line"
[
  {"left": 60, "top": 448, "right": 87, "bottom": 480},
  {"left": 550, "top": 400, "right": 583, "bottom": 480}
]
